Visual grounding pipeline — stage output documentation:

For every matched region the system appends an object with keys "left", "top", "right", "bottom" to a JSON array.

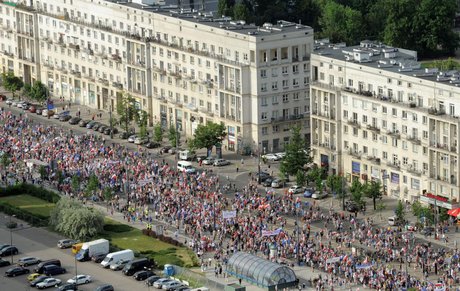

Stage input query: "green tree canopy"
[
  {"left": 189, "top": 121, "right": 226, "bottom": 153},
  {"left": 116, "top": 92, "right": 138, "bottom": 132},
  {"left": 364, "top": 180, "right": 383, "bottom": 210},
  {"left": 217, "top": 0, "right": 235, "bottom": 17},
  {"left": 233, "top": 2, "right": 250, "bottom": 22},
  {"left": 27, "top": 81, "right": 48, "bottom": 102},
  {"left": 86, "top": 174, "right": 99, "bottom": 197},
  {"left": 349, "top": 179, "right": 365, "bottom": 208},
  {"left": 50, "top": 197, "right": 104, "bottom": 240},
  {"left": 168, "top": 126, "right": 180, "bottom": 147},
  {"left": 153, "top": 123, "right": 164, "bottom": 143},
  {"left": 395, "top": 200, "right": 406, "bottom": 222},
  {"left": 295, "top": 170, "right": 307, "bottom": 187},
  {"left": 2, "top": 72, "right": 24, "bottom": 100},
  {"left": 280, "top": 126, "right": 310, "bottom": 176}
]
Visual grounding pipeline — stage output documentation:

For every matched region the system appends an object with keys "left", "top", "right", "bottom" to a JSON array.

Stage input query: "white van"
[
  {"left": 388, "top": 216, "right": 397, "bottom": 226},
  {"left": 177, "top": 161, "right": 196, "bottom": 174},
  {"left": 179, "top": 150, "right": 196, "bottom": 161},
  {"left": 100, "top": 249, "right": 134, "bottom": 268}
]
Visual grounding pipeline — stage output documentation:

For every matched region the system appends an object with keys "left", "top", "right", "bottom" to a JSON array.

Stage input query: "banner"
[
  {"left": 326, "top": 257, "right": 341, "bottom": 264},
  {"left": 262, "top": 228, "right": 282, "bottom": 237},
  {"left": 355, "top": 263, "right": 374, "bottom": 270},
  {"left": 222, "top": 210, "right": 237, "bottom": 219}
]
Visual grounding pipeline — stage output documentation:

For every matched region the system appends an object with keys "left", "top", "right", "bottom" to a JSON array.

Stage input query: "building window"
[
  {"left": 261, "top": 112, "right": 267, "bottom": 120},
  {"left": 262, "top": 127, "right": 268, "bottom": 135},
  {"left": 282, "top": 94, "right": 289, "bottom": 103}
]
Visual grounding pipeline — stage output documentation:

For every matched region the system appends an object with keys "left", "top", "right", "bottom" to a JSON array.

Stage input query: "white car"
[
  {"left": 312, "top": 192, "right": 328, "bottom": 199},
  {"left": 5, "top": 99, "right": 13, "bottom": 105},
  {"left": 213, "top": 159, "right": 230, "bottom": 166},
  {"left": 134, "top": 137, "right": 148, "bottom": 145},
  {"left": 202, "top": 157, "right": 215, "bottom": 165},
  {"left": 262, "top": 153, "right": 280, "bottom": 161},
  {"left": 17, "top": 256, "right": 41, "bottom": 267},
  {"left": 36, "top": 277, "right": 61, "bottom": 289},
  {"left": 153, "top": 278, "right": 173, "bottom": 289},
  {"left": 162, "top": 280, "right": 182, "bottom": 290},
  {"left": 127, "top": 135, "right": 137, "bottom": 143},
  {"left": 288, "top": 185, "right": 304, "bottom": 194},
  {"left": 275, "top": 152, "right": 286, "bottom": 159},
  {"left": 67, "top": 274, "right": 92, "bottom": 285}
]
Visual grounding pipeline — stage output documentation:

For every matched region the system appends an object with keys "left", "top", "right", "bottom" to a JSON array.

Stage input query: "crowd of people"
[{"left": 1, "top": 107, "right": 460, "bottom": 290}]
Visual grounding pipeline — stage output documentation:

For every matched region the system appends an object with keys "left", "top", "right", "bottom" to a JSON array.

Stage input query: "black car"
[
  {"left": 95, "top": 284, "right": 114, "bottom": 291},
  {"left": 92, "top": 123, "right": 102, "bottom": 131},
  {"left": 30, "top": 275, "right": 50, "bottom": 287},
  {"left": 42, "top": 264, "right": 66, "bottom": 276},
  {"left": 57, "top": 283, "right": 78, "bottom": 291},
  {"left": 68, "top": 117, "right": 81, "bottom": 125},
  {"left": 262, "top": 177, "right": 274, "bottom": 187},
  {"left": 0, "top": 246, "right": 18, "bottom": 256},
  {"left": 5, "top": 266, "right": 29, "bottom": 277},
  {"left": 161, "top": 146, "right": 172, "bottom": 153},
  {"left": 258, "top": 172, "right": 271, "bottom": 182},
  {"left": 145, "top": 275, "right": 161, "bottom": 286},
  {"left": 98, "top": 125, "right": 108, "bottom": 133},
  {"left": 91, "top": 253, "right": 108, "bottom": 263},
  {"left": 423, "top": 226, "right": 435, "bottom": 236},
  {"left": 119, "top": 132, "right": 131, "bottom": 139},
  {"left": 0, "top": 258, "right": 11, "bottom": 267},
  {"left": 78, "top": 120, "right": 89, "bottom": 127},
  {"left": 103, "top": 127, "right": 119, "bottom": 135},
  {"left": 144, "top": 141, "right": 160, "bottom": 149},
  {"left": 59, "top": 115, "right": 72, "bottom": 122},
  {"left": 345, "top": 201, "right": 359, "bottom": 213},
  {"left": 86, "top": 121, "right": 98, "bottom": 129},
  {"left": 133, "top": 270, "right": 155, "bottom": 281}
]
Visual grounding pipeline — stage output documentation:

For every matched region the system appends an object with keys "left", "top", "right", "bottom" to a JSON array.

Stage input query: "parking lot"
[{"left": 0, "top": 216, "right": 159, "bottom": 291}]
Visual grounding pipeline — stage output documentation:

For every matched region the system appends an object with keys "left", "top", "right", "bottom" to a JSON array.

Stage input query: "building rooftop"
[
  {"left": 107, "top": 0, "right": 312, "bottom": 37},
  {"left": 313, "top": 39, "right": 460, "bottom": 89}
]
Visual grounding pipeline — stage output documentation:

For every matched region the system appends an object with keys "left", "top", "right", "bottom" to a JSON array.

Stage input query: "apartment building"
[
  {"left": 0, "top": 0, "right": 313, "bottom": 153},
  {"left": 310, "top": 40, "right": 460, "bottom": 209}
]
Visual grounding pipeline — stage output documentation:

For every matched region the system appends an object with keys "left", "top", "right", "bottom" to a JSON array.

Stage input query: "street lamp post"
[
  {"left": 74, "top": 254, "right": 78, "bottom": 290},
  {"left": 257, "top": 142, "right": 261, "bottom": 184},
  {"left": 109, "top": 104, "right": 113, "bottom": 139},
  {"left": 9, "top": 214, "right": 16, "bottom": 264}
]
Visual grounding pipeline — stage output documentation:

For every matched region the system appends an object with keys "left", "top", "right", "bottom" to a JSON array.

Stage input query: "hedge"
[
  {"left": 141, "top": 229, "right": 184, "bottom": 247},
  {"left": 0, "top": 183, "right": 61, "bottom": 203},
  {"left": 0, "top": 202, "right": 48, "bottom": 227}
]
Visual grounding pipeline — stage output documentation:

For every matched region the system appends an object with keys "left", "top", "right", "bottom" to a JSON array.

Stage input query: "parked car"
[
  {"left": 271, "top": 179, "right": 286, "bottom": 188},
  {"left": 28, "top": 106, "right": 37, "bottom": 113},
  {"left": 95, "top": 284, "right": 115, "bottom": 291},
  {"left": 303, "top": 189, "right": 313, "bottom": 198},
  {"left": 36, "top": 277, "right": 62, "bottom": 289},
  {"left": 119, "top": 132, "right": 132, "bottom": 139},
  {"left": 288, "top": 185, "right": 304, "bottom": 194},
  {"left": 312, "top": 192, "right": 328, "bottom": 199},
  {"left": 68, "top": 117, "right": 81, "bottom": 125},
  {"left": 5, "top": 266, "right": 29, "bottom": 277},
  {"left": 145, "top": 275, "right": 162, "bottom": 286},
  {"left": 28, "top": 272, "right": 42, "bottom": 281},
  {"left": 103, "top": 127, "right": 119, "bottom": 135},
  {"left": 92, "top": 123, "right": 102, "bottom": 131},
  {"left": 0, "top": 246, "right": 18, "bottom": 256},
  {"left": 127, "top": 135, "right": 137, "bottom": 143},
  {"left": 153, "top": 278, "right": 173, "bottom": 289},
  {"left": 57, "top": 283, "right": 78, "bottom": 291},
  {"left": 78, "top": 120, "right": 89, "bottom": 127},
  {"left": 42, "top": 265, "right": 66, "bottom": 276},
  {"left": 98, "top": 125, "right": 108, "bottom": 133},
  {"left": 133, "top": 270, "right": 155, "bottom": 281},
  {"left": 29, "top": 275, "right": 50, "bottom": 287},
  {"left": 202, "top": 157, "right": 215, "bottom": 165},
  {"left": 176, "top": 287, "right": 192, "bottom": 291},
  {"left": 262, "top": 177, "right": 274, "bottom": 187},
  {"left": 422, "top": 226, "right": 435, "bottom": 236},
  {"left": 134, "top": 136, "right": 149, "bottom": 145},
  {"left": 18, "top": 256, "right": 41, "bottom": 267},
  {"left": 144, "top": 141, "right": 160, "bottom": 149},
  {"left": 91, "top": 253, "right": 108, "bottom": 263},
  {"left": 0, "top": 258, "right": 11, "bottom": 267},
  {"left": 67, "top": 274, "right": 92, "bottom": 285},
  {"left": 258, "top": 172, "right": 271, "bottom": 182},
  {"left": 57, "top": 239, "right": 79, "bottom": 249},
  {"left": 85, "top": 121, "right": 97, "bottom": 129},
  {"left": 34, "top": 259, "right": 62, "bottom": 274},
  {"left": 109, "top": 258, "right": 131, "bottom": 271},
  {"left": 35, "top": 108, "right": 43, "bottom": 115},
  {"left": 162, "top": 281, "right": 183, "bottom": 290},
  {"left": 161, "top": 146, "right": 172, "bottom": 153},
  {"left": 345, "top": 201, "right": 359, "bottom": 213},
  {"left": 262, "top": 153, "right": 280, "bottom": 161},
  {"left": 59, "top": 115, "right": 72, "bottom": 122},
  {"left": 214, "top": 159, "right": 230, "bottom": 166},
  {"left": 5, "top": 98, "right": 13, "bottom": 105},
  {"left": 168, "top": 147, "right": 177, "bottom": 154}
]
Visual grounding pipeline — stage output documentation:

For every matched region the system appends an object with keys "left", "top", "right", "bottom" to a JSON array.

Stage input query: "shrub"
[
  {"left": 0, "top": 202, "right": 48, "bottom": 227},
  {"left": 0, "top": 183, "right": 60, "bottom": 203},
  {"left": 103, "top": 223, "right": 132, "bottom": 233}
]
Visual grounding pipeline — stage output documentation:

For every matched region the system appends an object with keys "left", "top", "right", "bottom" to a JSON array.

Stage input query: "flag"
[
  {"left": 222, "top": 210, "right": 237, "bottom": 219},
  {"left": 262, "top": 228, "right": 283, "bottom": 237}
]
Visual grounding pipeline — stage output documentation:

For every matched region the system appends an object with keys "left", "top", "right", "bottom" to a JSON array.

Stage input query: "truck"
[
  {"left": 179, "top": 150, "right": 196, "bottom": 161},
  {"left": 76, "top": 239, "right": 109, "bottom": 262},
  {"left": 100, "top": 249, "right": 134, "bottom": 268}
]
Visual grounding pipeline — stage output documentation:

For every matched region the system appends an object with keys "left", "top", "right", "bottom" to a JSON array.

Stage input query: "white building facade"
[
  {"left": 0, "top": 0, "right": 313, "bottom": 153},
  {"left": 310, "top": 40, "right": 460, "bottom": 209}
]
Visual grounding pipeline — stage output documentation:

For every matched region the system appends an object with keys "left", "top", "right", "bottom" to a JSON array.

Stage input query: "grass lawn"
[
  {"left": 102, "top": 218, "right": 198, "bottom": 268},
  {"left": 0, "top": 194, "right": 54, "bottom": 218}
]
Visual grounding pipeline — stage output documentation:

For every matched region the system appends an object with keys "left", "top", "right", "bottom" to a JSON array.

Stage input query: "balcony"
[
  {"left": 348, "top": 149, "right": 361, "bottom": 159},
  {"left": 271, "top": 114, "right": 305, "bottom": 123},
  {"left": 98, "top": 78, "right": 109, "bottom": 86},
  {"left": 387, "top": 161, "right": 401, "bottom": 170},
  {"left": 387, "top": 130, "right": 401, "bottom": 139},
  {"left": 311, "top": 110, "right": 335, "bottom": 120},
  {"left": 128, "top": 60, "right": 146, "bottom": 69},
  {"left": 69, "top": 43, "right": 80, "bottom": 51},
  {"left": 347, "top": 119, "right": 360, "bottom": 128},
  {"left": 366, "top": 124, "right": 380, "bottom": 133},
  {"left": 406, "top": 166, "right": 422, "bottom": 176},
  {"left": 111, "top": 54, "right": 121, "bottom": 62},
  {"left": 17, "top": 30, "right": 33, "bottom": 37},
  {"left": 70, "top": 70, "right": 81, "bottom": 78},
  {"left": 365, "top": 156, "right": 381, "bottom": 165},
  {"left": 3, "top": 51, "right": 14, "bottom": 57},
  {"left": 428, "top": 108, "right": 446, "bottom": 116},
  {"left": 312, "top": 142, "right": 336, "bottom": 151},
  {"left": 407, "top": 135, "right": 421, "bottom": 145},
  {"left": 112, "top": 82, "right": 123, "bottom": 89},
  {"left": 430, "top": 142, "right": 455, "bottom": 152}
]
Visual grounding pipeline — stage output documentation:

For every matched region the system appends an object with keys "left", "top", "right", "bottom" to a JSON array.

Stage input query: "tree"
[
  {"left": 233, "top": 2, "right": 250, "bottom": 22},
  {"left": 326, "top": 174, "right": 344, "bottom": 196},
  {"left": 318, "top": 1, "right": 363, "bottom": 45},
  {"left": 2, "top": 72, "right": 24, "bottom": 100},
  {"left": 168, "top": 126, "right": 179, "bottom": 147},
  {"left": 395, "top": 200, "right": 406, "bottom": 222},
  {"left": 376, "top": 201, "right": 386, "bottom": 221},
  {"left": 411, "top": 201, "right": 434, "bottom": 225},
  {"left": 153, "top": 123, "right": 164, "bottom": 143},
  {"left": 296, "top": 170, "right": 307, "bottom": 187},
  {"left": 39, "top": 165, "right": 47, "bottom": 180},
  {"left": 71, "top": 175, "right": 81, "bottom": 194},
  {"left": 349, "top": 179, "right": 365, "bottom": 208},
  {"left": 189, "top": 121, "right": 227, "bottom": 155},
  {"left": 86, "top": 174, "right": 99, "bottom": 197},
  {"left": 280, "top": 126, "right": 310, "bottom": 176},
  {"left": 28, "top": 81, "right": 48, "bottom": 102},
  {"left": 50, "top": 197, "right": 104, "bottom": 241},
  {"left": 116, "top": 93, "right": 138, "bottom": 132},
  {"left": 0, "top": 152, "right": 10, "bottom": 170},
  {"left": 103, "top": 187, "right": 114, "bottom": 207},
  {"left": 364, "top": 180, "right": 383, "bottom": 210},
  {"left": 217, "top": 0, "right": 235, "bottom": 17}
]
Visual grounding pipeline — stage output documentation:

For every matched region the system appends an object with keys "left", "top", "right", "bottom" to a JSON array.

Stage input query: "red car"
[{"left": 29, "top": 106, "right": 36, "bottom": 113}]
